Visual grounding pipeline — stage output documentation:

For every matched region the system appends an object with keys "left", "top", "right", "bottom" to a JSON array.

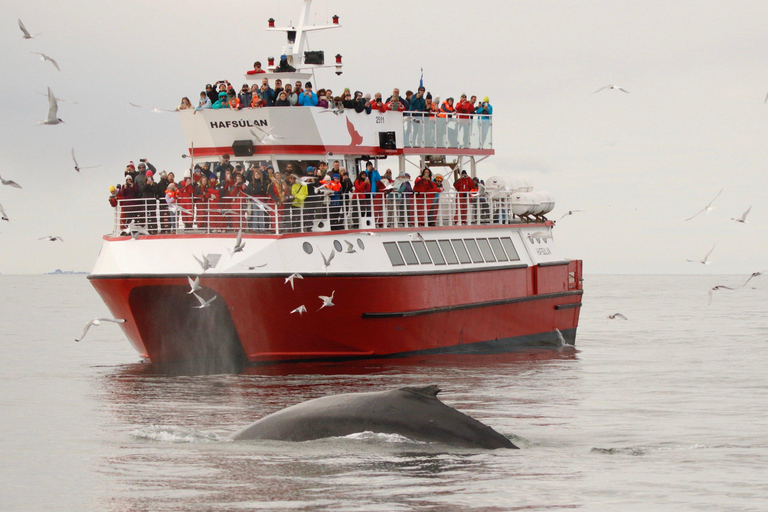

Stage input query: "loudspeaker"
[
  {"left": 232, "top": 140, "right": 254, "bottom": 157},
  {"left": 304, "top": 51, "right": 325, "bottom": 65},
  {"left": 358, "top": 216, "right": 374, "bottom": 229},
  {"left": 379, "top": 131, "right": 396, "bottom": 150},
  {"left": 312, "top": 217, "right": 332, "bottom": 232}
]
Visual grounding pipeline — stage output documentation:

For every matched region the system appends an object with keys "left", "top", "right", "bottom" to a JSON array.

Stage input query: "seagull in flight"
[
  {"left": 290, "top": 305, "right": 307, "bottom": 316},
  {"left": 124, "top": 221, "right": 149, "bottom": 239},
  {"left": 39, "top": 87, "right": 64, "bottom": 125},
  {"left": 708, "top": 285, "right": 737, "bottom": 306},
  {"left": 187, "top": 276, "right": 201, "bottom": 294},
  {"left": 38, "top": 236, "right": 63, "bottom": 242},
  {"left": 731, "top": 206, "right": 752, "bottom": 224},
  {"left": 241, "top": 263, "right": 267, "bottom": 270},
  {"left": 230, "top": 229, "right": 245, "bottom": 255},
  {"left": 318, "top": 247, "right": 335, "bottom": 273},
  {"left": 250, "top": 126, "right": 286, "bottom": 144},
  {"left": 344, "top": 240, "right": 357, "bottom": 254},
  {"left": 684, "top": 188, "right": 723, "bottom": 221},
  {"left": 593, "top": 84, "right": 630, "bottom": 94},
  {"left": 741, "top": 270, "right": 766, "bottom": 288},
  {"left": 686, "top": 244, "right": 716, "bottom": 265},
  {"left": 556, "top": 210, "right": 585, "bottom": 222},
  {"left": 36, "top": 91, "right": 77, "bottom": 104},
  {"left": 18, "top": 19, "right": 40, "bottom": 39},
  {"left": 30, "top": 52, "right": 60, "bottom": 71},
  {"left": 285, "top": 273, "right": 303, "bottom": 290},
  {"left": 129, "top": 102, "right": 174, "bottom": 114},
  {"left": 194, "top": 253, "right": 215, "bottom": 271},
  {"left": 0, "top": 175, "right": 22, "bottom": 189},
  {"left": 317, "top": 291, "right": 335, "bottom": 311},
  {"left": 0, "top": 202, "right": 9, "bottom": 221},
  {"left": 607, "top": 313, "right": 628, "bottom": 320},
  {"left": 192, "top": 292, "right": 217, "bottom": 309},
  {"left": 360, "top": 231, "right": 379, "bottom": 237},
  {"left": 75, "top": 317, "right": 125, "bottom": 342},
  {"left": 409, "top": 232, "right": 426, "bottom": 243},
  {"left": 71, "top": 149, "right": 101, "bottom": 173}
]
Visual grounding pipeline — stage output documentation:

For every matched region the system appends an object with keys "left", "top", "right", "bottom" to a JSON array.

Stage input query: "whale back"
[{"left": 230, "top": 385, "right": 517, "bottom": 449}]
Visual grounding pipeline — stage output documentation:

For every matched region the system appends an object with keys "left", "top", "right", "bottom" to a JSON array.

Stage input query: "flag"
[{"left": 419, "top": 68, "right": 423, "bottom": 90}]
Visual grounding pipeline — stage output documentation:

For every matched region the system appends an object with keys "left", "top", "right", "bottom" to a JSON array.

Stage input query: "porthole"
[
  {"left": 303, "top": 242, "right": 313, "bottom": 254},
  {"left": 333, "top": 240, "right": 343, "bottom": 252},
  {"left": 357, "top": 238, "right": 365, "bottom": 250}
]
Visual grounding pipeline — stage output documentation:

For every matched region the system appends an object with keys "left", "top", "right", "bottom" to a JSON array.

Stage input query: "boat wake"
[
  {"left": 130, "top": 425, "right": 226, "bottom": 444},
  {"left": 591, "top": 443, "right": 747, "bottom": 456}
]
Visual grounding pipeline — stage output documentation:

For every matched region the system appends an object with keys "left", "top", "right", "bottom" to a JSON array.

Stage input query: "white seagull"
[
  {"left": 39, "top": 87, "right": 63, "bottom": 125},
  {"left": 318, "top": 247, "right": 335, "bottom": 273},
  {"left": 556, "top": 210, "right": 586, "bottom": 222},
  {"left": 75, "top": 317, "right": 125, "bottom": 342},
  {"left": 192, "top": 292, "right": 217, "bottom": 309},
  {"left": 250, "top": 125, "right": 286, "bottom": 144},
  {"left": 742, "top": 270, "right": 767, "bottom": 288},
  {"left": 0, "top": 203, "right": 9, "bottom": 221},
  {"left": 360, "top": 231, "right": 379, "bottom": 237},
  {"left": 409, "top": 232, "right": 426, "bottom": 243},
  {"left": 124, "top": 221, "right": 149, "bottom": 239},
  {"left": 36, "top": 91, "right": 77, "bottom": 104},
  {"left": 71, "top": 148, "right": 101, "bottom": 173},
  {"left": 593, "top": 84, "right": 630, "bottom": 94},
  {"left": 285, "top": 273, "right": 303, "bottom": 290},
  {"left": 31, "top": 52, "right": 60, "bottom": 71},
  {"left": 686, "top": 244, "right": 716, "bottom": 265},
  {"left": 241, "top": 263, "right": 267, "bottom": 270},
  {"left": 187, "top": 276, "right": 201, "bottom": 294},
  {"left": 317, "top": 291, "right": 335, "bottom": 311},
  {"left": 344, "top": 240, "right": 357, "bottom": 254},
  {"left": 607, "top": 313, "right": 628, "bottom": 320},
  {"left": 0, "top": 175, "right": 22, "bottom": 189},
  {"left": 129, "top": 102, "right": 175, "bottom": 114},
  {"left": 731, "top": 206, "right": 752, "bottom": 224},
  {"left": 38, "top": 236, "right": 63, "bottom": 242},
  {"left": 18, "top": 19, "right": 40, "bottom": 39},
  {"left": 230, "top": 229, "right": 245, "bottom": 255},
  {"left": 684, "top": 188, "right": 724, "bottom": 221},
  {"left": 290, "top": 305, "right": 307, "bottom": 316},
  {"left": 708, "top": 285, "right": 737, "bottom": 306},
  {"left": 194, "top": 253, "right": 215, "bottom": 271}
]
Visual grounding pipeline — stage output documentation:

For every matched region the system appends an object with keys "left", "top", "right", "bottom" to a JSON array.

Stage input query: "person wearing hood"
[
  {"left": 413, "top": 168, "right": 440, "bottom": 227},
  {"left": 275, "top": 90, "right": 291, "bottom": 106},
  {"left": 177, "top": 170, "right": 196, "bottom": 229},
  {"left": 212, "top": 91, "right": 229, "bottom": 109},
  {"left": 453, "top": 169, "right": 475, "bottom": 225},
  {"left": 352, "top": 170, "right": 371, "bottom": 223},
  {"left": 196, "top": 91, "right": 212, "bottom": 111},
  {"left": 119, "top": 174, "right": 140, "bottom": 229},
  {"left": 394, "top": 172, "right": 413, "bottom": 227},
  {"left": 139, "top": 171, "right": 160, "bottom": 233},
  {"left": 238, "top": 84, "right": 252, "bottom": 109},
  {"left": 439, "top": 97, "right": 457, "bottom": 147},
  {"left": 205, "top": 84, "right": 218, "bottom": 105}
]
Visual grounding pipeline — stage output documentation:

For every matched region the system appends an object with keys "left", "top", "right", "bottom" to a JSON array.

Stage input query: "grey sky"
[{"left": 1, "top": 0, "right": 766, "bottom": 274}]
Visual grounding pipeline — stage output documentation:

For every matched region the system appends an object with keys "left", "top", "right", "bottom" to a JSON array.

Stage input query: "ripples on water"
[{"left": 1, "top": 274, "right": 767, "bottom": 511}]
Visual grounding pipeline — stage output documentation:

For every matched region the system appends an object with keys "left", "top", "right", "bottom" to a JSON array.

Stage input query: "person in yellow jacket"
[{"left": 288, "top": 174, "right": 308, "bottom": 231}]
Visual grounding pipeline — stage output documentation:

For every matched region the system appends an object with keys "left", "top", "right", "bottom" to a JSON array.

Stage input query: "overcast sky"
[{"left": 1, "top": 0, "right": 767, "bottom": 274}]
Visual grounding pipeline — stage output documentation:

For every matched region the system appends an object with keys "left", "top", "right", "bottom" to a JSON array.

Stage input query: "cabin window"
[
  {"left": 411, "top": 241, "right": 432, "bottom": 264},
  {"left": 333, "top": 240, "right": 343, "bottom": 252},
  {"left": 398, "top": 241, "right": 420, "bottom": 265},
  {"left": 383, "top": 242, "right": 405, "bottom": 266},
  {"left": 357, "top": 238, "right": 365, "bottom": 250},
  {"left": 489, "top": 238, "right": 508, "bottom": 261},
  {"left": 426, "top": 240, "right": 445, "bottom": 265},
  {"left": 500, "top": 237, "right": 520, "bottom": 261},
  {"left": 464, "top": 239, "right": 485, "bottom": 263},
  {"left": 303, "top": 242, "right": 313, "bottom": 254},
  {"left": 438, "top": 240, "right": 459, "bottom": 264},
  {"left": 477, "top": 238, "right": 496, "bottom": 262},
  {"left": 451, "top": 239, "right": 472, "bottom": 264}
]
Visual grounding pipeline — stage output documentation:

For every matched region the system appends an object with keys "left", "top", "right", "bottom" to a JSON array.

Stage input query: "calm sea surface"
[{"left": 1, "top": 274, "right": 767, "bottom": 511}]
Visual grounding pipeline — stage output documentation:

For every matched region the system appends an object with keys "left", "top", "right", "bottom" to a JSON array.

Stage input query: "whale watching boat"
[{"left": 88, "top": 0, "right": 583, "bottom": 364}]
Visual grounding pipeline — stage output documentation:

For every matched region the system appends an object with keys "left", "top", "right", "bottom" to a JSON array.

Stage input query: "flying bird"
[
  {"left": 556, "top": 210, "right": 585, "bottom": 222},
  {"left": 344, "top": 240, "right": 357, "bottom": 253},
  {"left": 192, "top": 292, "right": 217, "bottom": 309},
  {"left": 187, "top": 276, "right": 201, "bottom": 294},
  {"left": 129, "top": 102, "right": 175, "bottom": 114},
  {"left": 731, "top": 206, "right": 752, "bottom": 224},
  {"left": 607, "top": 313, "right": 628, "bottom": 320},
  {"left": 241, "top": 263, "right": 267, "bottom": 270},
  {"left": 230, "top": 229, "right": 245, "bottom": 255},
  {"left": 0, "top": 203, "right": 9, "bottom": 221},
  {"left": 75, "top": 317, "right": 125, "bottom": 342},
  {"left": 39, "top": 87, "right": 63, "bottom": 125},
  {"left": 318, "top": 247, "right": 335, "bottom": 273},
  {"left": 194, "top": 253, "right": 215, "bottom": 271},
  {"left": 71, "top": 149, "right": 101, "bottom": 172},
  {"left": 360, "top": 231, "right": 379, "bottom": 237},
  {"left": 0, "top": 175, "right": 22, "bottom": 189},
  {"left": 124, "top": 221, "right": 149, "bottom": 239},
  {"left": 290, "top": 305, "right": 307, "bottom": 316},
  {"left": 686, "top": 244, "right": 716, "bottom": 265},
  {"left": 30, "top": 52, "right": 60, "bottom": 71},
  {"left": 741, "top": 270, "right": 766, "bottom": 288},
  {"left": 36, "top": 91, "right": 77, "bottom": 104},
  {"left": 250, "top": 126, "right": 286, "bottom": 144},
  {"left": 684, "top": 188, "right": 724, "bottom": 221},
  {"left": 18, "top": 19, "right": 40, "bottom": 39},
  {"left": 409, "top": 232, "right": 426, "bottom": 243},
  {"left": 285, "top": 273, "right": 303, "bottom": 290},
  {"left": 317, "top": 291, "right": 335, "bottom": 311},
  {"left": 38, "top": 236, "right": 63, "bottom": 242},
  {"left": 708, "top": 285, "right": 737, "bottom": 306},
  {"left": 593, "top": 84, "right": 630, "bottom": 94}
]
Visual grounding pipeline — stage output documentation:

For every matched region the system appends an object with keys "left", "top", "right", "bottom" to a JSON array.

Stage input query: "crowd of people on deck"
[{"left": 110, "top": 156, "right": 493, "bottom": 234}]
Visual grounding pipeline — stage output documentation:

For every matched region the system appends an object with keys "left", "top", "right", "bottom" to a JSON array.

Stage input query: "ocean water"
[{"left": 1, "top": 274, "right": 767, "bottom": 511}]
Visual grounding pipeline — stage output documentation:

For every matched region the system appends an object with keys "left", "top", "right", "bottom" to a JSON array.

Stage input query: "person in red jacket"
[
  {"left": 455, "top": 94, "right": 474, "bottom": 148},
  {"left": 194, "top": 176, "right": 210, "bottom": 230},
  {"left": 352, "top": 170, "right": 371, "bottom": 223},
  {"left": 453, "top": 169, "right": 474, "bottom": 225},
  {"left": 229, "top": 173, "right": 249, "bottom": 231},
  {"left": 370, "top": 93, "right": 386, "bottom": 113},
  {"left": 177, "top": 170, "right": 196, "bottom": 229},
  {"left": 413, "top": 168, "right": 439, "bottom": 227},
  {"left": 206, "top": 177, "right": 224, "bottom": 232}
]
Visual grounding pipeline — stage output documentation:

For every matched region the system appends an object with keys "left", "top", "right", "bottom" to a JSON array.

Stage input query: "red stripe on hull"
[
  {"left": 191, "top": 145, "right": 495, "bottom": 158},
  {"left": 89, "top": 263, "right": 582, "bottom": 363}
]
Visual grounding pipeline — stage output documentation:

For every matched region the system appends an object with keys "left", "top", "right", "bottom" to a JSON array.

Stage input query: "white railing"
[
  {"left": 112, "top": 190, "right": 531, "bottom": 236},
  {"left": 402, "top": 113, "right": 492, "bottom": 150}
]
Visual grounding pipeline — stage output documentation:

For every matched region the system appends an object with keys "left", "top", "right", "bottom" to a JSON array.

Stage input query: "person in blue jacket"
[
  {"left": 212, "top": 91, "right": 229, "bottom": 109},
  {"left": 476, "top": 96, "right": 493, "bottom": 148},
  {"left": 298, "top": 82, "right": 318, "bottom": 106}
]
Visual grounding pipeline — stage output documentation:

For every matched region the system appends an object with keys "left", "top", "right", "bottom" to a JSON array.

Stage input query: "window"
[
  {"left": 384, "top": 242, "right": 405, "bottom": 266},
  {"left": 438, "top": 240, "right": 459, "bottom": 264},
  {"left": 333, "top": 240, "right": 343, "bottom": 252},
  {"left": 303, "top": 242, "right": 313, "bottom": 254},
  {"left": 412, "top": 241, "right": 432, "bottom": 264},
  {"left": 357, "top": 238, "right": 365, "bottom": 250},
  {"left": 464, "top": 239, "right": 484, "bottom": 263},
  {"left": 500, "top": 237, "right": 520, "bottom": 261},
  {"left": 489, "top": 238, "right": 508, "bottom": 261},
  {"left": 426, "top": 240, "right": 445, "bottom": 265},
  {"left": 451, "top": 239, "right": 472, "bottom": 264},
  {"left": 477, "top": 238, "right": 496, "bottom": 262},
  {"left": 398, "top": 241, "right": 419, "bottom": 265}
]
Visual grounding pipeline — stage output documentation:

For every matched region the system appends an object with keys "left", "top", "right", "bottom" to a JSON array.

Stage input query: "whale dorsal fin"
[{"left": 400, "top": 385, "right": 441, "bottom": 398}]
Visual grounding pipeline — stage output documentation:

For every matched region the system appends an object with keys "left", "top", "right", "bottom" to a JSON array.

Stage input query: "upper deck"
[{"left": 182, "top": 108, "right": 493, "bottom": 160}]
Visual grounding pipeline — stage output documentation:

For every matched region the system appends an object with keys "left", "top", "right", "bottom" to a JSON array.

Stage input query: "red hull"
[{"left": 89, "top": 261, "right": 582, "bottom": 363}]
